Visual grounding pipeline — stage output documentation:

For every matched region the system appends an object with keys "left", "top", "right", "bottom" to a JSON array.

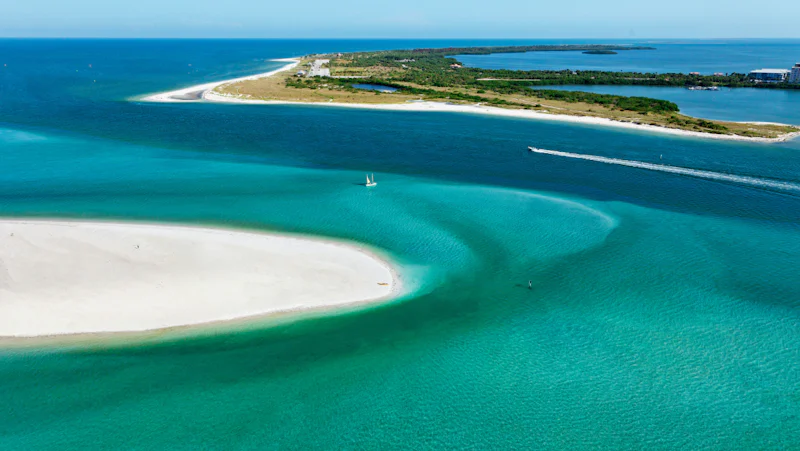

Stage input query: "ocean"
[{"left": 1, "top": 39, "right": 799, "bottom": 450}]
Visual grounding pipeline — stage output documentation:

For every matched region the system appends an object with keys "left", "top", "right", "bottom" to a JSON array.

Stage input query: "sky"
[{"left": 1, "top": 0, "right": 799, "bottom": 39}]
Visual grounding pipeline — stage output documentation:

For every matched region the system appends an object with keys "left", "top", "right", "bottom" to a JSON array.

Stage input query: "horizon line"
[{"left": 2, "top": 36, "right": 800, "bottom": 40}]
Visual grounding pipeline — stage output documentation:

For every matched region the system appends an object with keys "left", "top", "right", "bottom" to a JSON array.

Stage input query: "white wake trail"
[{"left": 529, "top": 148, "right": 800, "bottom": 193}]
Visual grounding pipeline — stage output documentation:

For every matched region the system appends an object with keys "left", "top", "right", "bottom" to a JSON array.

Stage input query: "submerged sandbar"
[{"left": 0, "top": 220, "right": 395, "bottom": 337}]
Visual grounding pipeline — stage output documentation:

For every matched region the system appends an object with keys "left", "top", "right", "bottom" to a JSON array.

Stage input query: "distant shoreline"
[{"left": 139, "top": 56, "right": 799, "bottom": 143}]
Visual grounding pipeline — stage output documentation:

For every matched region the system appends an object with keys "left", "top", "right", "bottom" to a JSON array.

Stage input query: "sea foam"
[{"left": 529, "top": 148, "right": 800, "bottom": 193}]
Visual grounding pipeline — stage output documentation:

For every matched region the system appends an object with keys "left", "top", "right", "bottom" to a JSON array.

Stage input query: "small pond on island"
[{"left": 352, "top": 83, "right": 399, "bottom": 93}]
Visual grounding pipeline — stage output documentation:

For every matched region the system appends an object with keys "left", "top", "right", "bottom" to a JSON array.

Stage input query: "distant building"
[
  {"left": 308, "top": 59, "right": 331, "bottom": 77},
  {"left": 749, "top": 69, "right": 790, "bottom": 83},
  {"left": 295, "top": 70, "right": 307, "bottom": 77},
  {"left": 713, "top": 72, "right": 725, "bottom": 76},
  {"left": 790, "top": 63, "right": 800, "bottom": 84},
  {"left": 450, "top": 63, "right": 462, "bottom": 69},
  {"left": 689, "top": 72, "right": 700, "bottom": 75}
]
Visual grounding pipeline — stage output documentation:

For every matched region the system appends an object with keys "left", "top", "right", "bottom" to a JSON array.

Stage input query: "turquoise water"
[
  {"left": 542, "top": 85, "right": 800, "bottom": 125},
  {"left": 457, "top": 40, "right": 800, "bottom": 74},
  {"left": 2, "top": 39, "right": 800, "bottom": 449}
]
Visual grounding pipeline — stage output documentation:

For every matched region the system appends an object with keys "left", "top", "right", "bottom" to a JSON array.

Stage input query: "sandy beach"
[
  {"left": 140, "top": 58, "right": 300, "bottom": 102},
  {"left": 203, "top": 92, "right": 800, "bottom": 143},
  {"left": 139, "top": 57, "right": 799, "bottom": 143},
  {"left": 0, "top": 220, "right": 395, "bottom": 337}
]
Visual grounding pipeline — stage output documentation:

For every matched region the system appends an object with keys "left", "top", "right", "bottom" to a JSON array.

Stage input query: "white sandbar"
[
  {"left": 0, "top": 220, "right": 395, "bottom": 337},
  {"left": 140, "top": 58, "right": 300, "bottom": 102}
]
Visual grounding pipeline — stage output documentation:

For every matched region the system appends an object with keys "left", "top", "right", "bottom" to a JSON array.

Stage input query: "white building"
[
  {"left": 308, "top": 59, "right": 330, "bottom": 77},
  {"left": 790, "top": 63, "right": 800, "bottom": 84},
  {"left": 748, "top": 69, "right": 790, "bottom": 83}
]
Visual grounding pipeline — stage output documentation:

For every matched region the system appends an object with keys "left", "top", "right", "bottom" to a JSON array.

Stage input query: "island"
[
  {"left": 146, "top": 45, "right": 800, "bottom": 141},
  {"left": 583, "top": 50, "right": 618, "bottom": 55}
]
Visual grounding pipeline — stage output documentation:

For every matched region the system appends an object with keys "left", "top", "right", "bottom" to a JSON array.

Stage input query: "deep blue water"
[
  {"left": 457, "top": 40, "right": 800, "bottom": 74},
  {"left": 541, "top": 85, "right": 800, "bottom": 125},
  {"left": 1, "top": 39, "right": 800, "bottom": 450}
]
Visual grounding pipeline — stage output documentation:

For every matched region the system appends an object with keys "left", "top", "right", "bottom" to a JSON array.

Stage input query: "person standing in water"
[{"left": 528, "top": 280, "right": 532, "bottom": 289}]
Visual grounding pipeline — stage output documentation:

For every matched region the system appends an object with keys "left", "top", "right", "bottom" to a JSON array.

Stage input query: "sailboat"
[{"left": 365, "top": 173, "right": 376, "bottom": 187}]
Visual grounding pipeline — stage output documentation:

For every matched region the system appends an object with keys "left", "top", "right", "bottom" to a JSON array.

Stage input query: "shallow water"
[{"left": 1, "top": 39, "right": 799, "bottom": 449}]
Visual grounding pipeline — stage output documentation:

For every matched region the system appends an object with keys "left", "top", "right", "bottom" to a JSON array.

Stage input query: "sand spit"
[{"left": 0, "top": 220, "right": 395, "bottom": 337}]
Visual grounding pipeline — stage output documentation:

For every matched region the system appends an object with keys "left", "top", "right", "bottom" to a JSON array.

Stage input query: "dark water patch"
[
  {"left": 169, "top": 89, "right": 204, "bottom": 100},
  {"left": 352, "top": 83, "right": 398, "bottom": 93}
]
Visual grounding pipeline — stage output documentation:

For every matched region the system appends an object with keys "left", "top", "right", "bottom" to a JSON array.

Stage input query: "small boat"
[
  {"left": 365, "top": 173, "right": 376, "bottom": 187},
  {"left": 528, "top": 146, "right": 540, "bottom": 152},
  {"left": 688, "top": 86, "right": 720, "bottom": 91}
]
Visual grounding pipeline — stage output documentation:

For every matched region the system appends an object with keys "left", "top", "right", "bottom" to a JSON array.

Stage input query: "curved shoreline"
[
  {"left": 139, "top": 58, "right": 300, "bottom": 103},
  {"left": 139, "top": 56, "right": 798, "bottom": 143},
  {"left": 0, "top": 219, "right": 399, "bottom": 340},
  {"left": 203, "top": 91, "right": 800, "bottom": 143}
]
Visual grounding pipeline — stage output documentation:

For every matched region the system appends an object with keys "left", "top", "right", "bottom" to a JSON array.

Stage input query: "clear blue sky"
[{"left": 2, "top": 0, "right": 798, "bottom": 39}]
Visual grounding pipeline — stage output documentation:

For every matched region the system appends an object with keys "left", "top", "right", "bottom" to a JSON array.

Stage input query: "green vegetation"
[
  {"left": 220, "top": 46, "right": 800, "bottom": 139},
  {"left": 666, "top": 115, "right": 729, "bottom": 133},
  {"left": 288, "top": 76, "right": 505, "bottom": 105},
  {"left": 291, "top": 76, "right": 688, "bottom": 116},
  {"left": 322, "top": 47, "right": 800, "bottom": 91},
  {"left": 529, "top": 90, "right": 679, "bottom": 114},
  {"left": 398, "top": 44, "right": 654, "bottom": 55},
  {"left": 498, "top": 70, "right": 800, "bottom": 89},
  {"left": 316, "top": 45, "right": 654, "bottom": 60}
]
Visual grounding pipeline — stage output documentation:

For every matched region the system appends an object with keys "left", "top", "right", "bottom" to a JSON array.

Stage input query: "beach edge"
[{"left": 0, "top": 218, "right": 403, "bottom": 345}]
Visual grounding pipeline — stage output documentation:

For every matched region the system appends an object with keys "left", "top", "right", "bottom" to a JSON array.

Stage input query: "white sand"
[
  {"left": 204, "top": 92, "right": 800, "bottom": 143},
  {"left": 139, "top": 56, "right": 798, "bottom": 143},
  {"left": 0, "top": 220, "right": 395, "bottom": 337},
  {"left": 140, "top": 58, "right": 300, "bottom": 102}
]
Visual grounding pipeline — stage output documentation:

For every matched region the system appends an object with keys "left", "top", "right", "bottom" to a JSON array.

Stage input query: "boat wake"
[{"left": 528, "top": 147, "right": 800, "bottom": 193}]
